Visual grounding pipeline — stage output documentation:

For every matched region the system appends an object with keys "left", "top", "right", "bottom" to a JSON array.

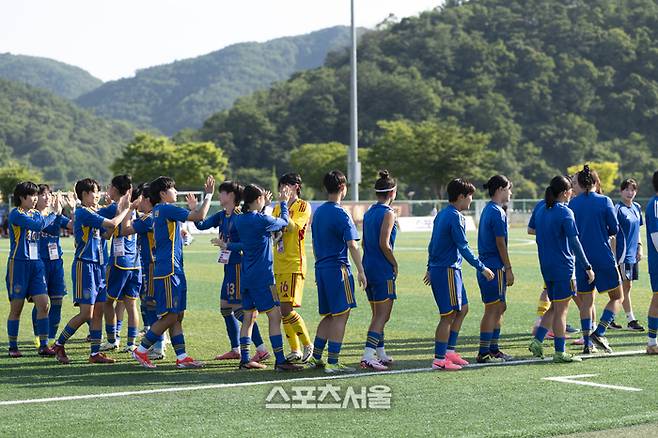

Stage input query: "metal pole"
[{"left": 349, "top": 0, "right": 360, "bottom": 201}]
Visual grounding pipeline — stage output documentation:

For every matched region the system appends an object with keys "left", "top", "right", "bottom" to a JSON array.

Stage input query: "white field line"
[
  {"left": 0, "top": 349, "right": 646, "bottom": 406},
  {"left": 542, "top": 374, "right": 643, "bottom": 392}
]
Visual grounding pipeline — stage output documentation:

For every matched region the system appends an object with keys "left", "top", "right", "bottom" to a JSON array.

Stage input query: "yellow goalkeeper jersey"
[{"left": 272, "top": 198, "right": 311, "bottom": 275}]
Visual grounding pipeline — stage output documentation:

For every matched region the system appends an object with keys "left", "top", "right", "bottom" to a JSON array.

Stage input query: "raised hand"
[
  {"left": 204, "top": 175, "right": 216, "bottom": 195},
  {"left": 118, "top": 189, "right": 132, "bottom": 211},
  {"left": 130, "top": 195, "right": 142, "bottom": 211},
  {"left": 264, "top": 190, "right": 273, "bottom": 205},
  {"left": 52, "top": 192, "right": 62, "bottom": 215},
  {"left": 186, "top": 193, "right": 198, "bottom": 210},
  {"left": 278, "top": 185, "right": 292, "bottom": 203}
]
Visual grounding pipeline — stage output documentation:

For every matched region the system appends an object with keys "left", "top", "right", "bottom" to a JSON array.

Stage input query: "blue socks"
[
  {"left": 447, "top": 330, "right": 459, "bottom": 352},
  {"left": 327, "top": 341, "right": 342, "bottom": 364},
  {"left": 434, "top": 341, "right": 448, "bottom": 360},
  {"left": 49, "top": 299, "right": 63, "bottom": 339},
  {"left": 171, "top": 333, "right": 186, "bottom": 357},
  {"left": 240, "top": 336, "right": 251, "bottom": 362},
  {"left": 594, "top": 309, "right": 615, "bottom": 337},
  {"left": 57, "top": 324, "right": 77, "bottom": 346},
  {"left": 479, "top": 332, "right": 492, "bottom": 355},
  {"left": 534, "top": 326, "right": 549, "bottom": 343},
  {"left": 581, "top": 318, "right": 591, "bottom": 347},
  {"left": 270, "top": 334, "right": 285, "bottom": 364},
  {"left": 90, "top": 329, "right": 102, "bottom": 355},
  {"left": 313, "top": 336, "right": 327, "bottom": 360},
  {"left": 554, "top": 337, "right": 566, "bottom": 353},
  {"left": 7, "top": 319, "right": 19, "bottom": 350},
  {"left": 221, "top": 307, "right": 240, "bottom": 349},
  {"left": 490, "top": 327, "right": 501, "bottom": 352},
  {"left": 365, "top": 331, "right": 380, "bottom": 350},
  {"left": 36, "top": 317, "right": 49, "bottom": 347}
]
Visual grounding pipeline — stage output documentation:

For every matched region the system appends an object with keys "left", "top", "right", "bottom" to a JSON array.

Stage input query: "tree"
[
  {"left": 0, "top": 161, "right": 43, "bottom": 204},
  {"left": 567, "top": 161, "right": 619, "bottom": 195},
  {"left": 371, "top": 119, "right": 493, "bottom": 198},
  {"left": 111, "top": 134, "right": 228, "bottom": 189}
]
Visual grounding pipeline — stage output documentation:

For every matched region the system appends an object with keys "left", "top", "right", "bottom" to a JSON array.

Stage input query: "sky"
[{"left": 0, "top": 0, "right": 440, "bottom": 81}]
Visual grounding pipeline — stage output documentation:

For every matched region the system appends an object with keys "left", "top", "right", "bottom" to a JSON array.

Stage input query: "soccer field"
[{"left": 1, "top": 229, "right": 656, "bottom": 437}]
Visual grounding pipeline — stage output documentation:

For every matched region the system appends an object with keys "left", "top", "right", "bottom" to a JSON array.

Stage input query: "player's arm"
[
  {"left": 379, "top": 210, "right": 398, "bottom": 277},
  {"left": 195, "top": 211, "right": 221, "bottom": 231},
  {"left": 493, "top": 211, "right": 514, "bottom": 286},
  {"left": 563, "top": 212, "right": 595, "bottom": 283},
  {"left": 450, "top": 216, "right": 493, "bottom": 279},
  {"left": 100, "top": 190, "right": 134, "bottom": 229},
  {"left": 185, "top": 176, "right": 215, "bottom": 223},
  {"left": 605, "top": 198, "right": 620, "bottom": 236},
  {"left": 12, "top": 209, "right": 57, "bottom": 231},
  {"left": 347, "top": 239, "right": 367, "bottom": 289},
  {"left": 264, "top": 202, "right": 289, "bottom": 232}
]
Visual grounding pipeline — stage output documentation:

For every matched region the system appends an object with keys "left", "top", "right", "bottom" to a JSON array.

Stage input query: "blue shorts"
[
  {"left": 365, "top": 279, "right": 396, "bottom": 303},
  {"left": 477, "top": 268, "right": 506, "bottom": 305},
  {"left": 650, "top": 272, "right": 658, "bottom": 293},
  {"left": 545, "top": 279, "right": 576, "bottom": 302},
  {"left": 140, "top": 263, "right": 155, "bottom": 303},
  {"left": 316, "top": 265, "right": 357, "bottom": 316},
  {"left": 6, "top": 259, "right": 47, "bottom": 301},
  {"left": 43, "top": 259, "right": 67, "bottom": 298},
  {"left": 620, "top": 263, "right": 639, "bottom": 282},
  {"left": 221, "top": 263, "right": 242, "bottom": 305},
  {"left": 576, "top": 265, "right": 621, "bottom": 294},
  {"left": 241, "top": 285, "right": 278, "bottom": 312},
  {"left": 72, "top": 260, "right": 106, "bottom": 305},
  {"left": 107, "top": 265, "right": 142, "bottom": 301},
  {"left": 430, "top": 266, "right": 468, "bottom": 316},
  {"left": 153, "top": 272, "right": 187, "bottom": 316}
]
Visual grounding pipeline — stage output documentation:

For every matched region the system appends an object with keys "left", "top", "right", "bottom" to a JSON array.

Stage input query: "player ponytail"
[
  {"left": 323, "top": 170, "right": 347, "bottom": 194},
  {"left": 483, "top": 175, "right": 511, "bottom": 198},
  {"left": 544, "top": 176, "right": 571, "bottom": 208},
  {"left": 374, "top": 169, "right": 396, "bottom": 199},
  {"left": 243, "top": 184, "right": 265, "bottom": 210},
  {"left": 576, "top": 164, "right": 600, "bottom": 195}
]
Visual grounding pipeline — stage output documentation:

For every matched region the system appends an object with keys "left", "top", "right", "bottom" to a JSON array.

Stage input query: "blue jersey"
[
  {"left": 152, "top": 203, "right": 190, "bottom": 278},
  {"left": 39, "top": 214, "right": 70, "bottom": 260},
  {"left": 311, "top": 202, "right": 360, "bottom": 270},
  {"left": 195, "top": 210, "right": 242, "bottom": 265},
  {"left": 8, "top": 208, "right": 57, "bottom": 260},
  {"left": 98, "top": 203, "right": 139, "bottom": 270},
  {"left": 646, "top": 196, "right": 658, "bottom": 274},
  {"left": 477, "top": 201, "right": 508, "bottom": 269},
  {"left": 362, "top": 203, "right": 397, "bottom": 282},
  {"left": 528, "top": 200, "right": 546, "bottom": 231},
  {"left": 233, "top": 203, "right": 288, "bottom": 290},
  {"left": 427, "top": 204, "right": 484, "bottom": 271},
  {"left": 534, "top": 202, "right": 578, "bottom": 281},
  {"left": 73, "top": 206, "right": 106, "bottom": 263},
  {"left": 615, "top": 201, "right": 643, "bottom": 264},
  {"left": 133, "top": 212, "right": 154, "bottom": 268},
  {"left": 568, "top": 193, "right": 618, "bottom": 269}
]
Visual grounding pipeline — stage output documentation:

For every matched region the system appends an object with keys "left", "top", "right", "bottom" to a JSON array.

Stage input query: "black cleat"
[
  {"left": 582, "top": 344, "right": 598, "bottom": 355},
  {"left": 627, "top": 320, "right": 645, "bottom": 332},
  {"left": 590, "top": 333, "right": 612, "bottom": 353},
  {"left": 609, "top": 320, "right": 622, "bottom": 330}
]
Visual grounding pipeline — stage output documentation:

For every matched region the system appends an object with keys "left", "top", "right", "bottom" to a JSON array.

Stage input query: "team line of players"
[{"left": 5, "top": 166, "right": 658, "bottom": 372}]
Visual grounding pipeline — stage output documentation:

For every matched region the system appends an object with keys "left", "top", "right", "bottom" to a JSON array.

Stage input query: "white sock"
[
  {"left": 363, "top": 347, "right": 376, "bottom": 360},
  {"left": 232, "top": 347, "right": 239, "bottom": 353},
  {"left": 648, "top": 337, "right": 657, "bottom": 347},
  {"left": 256, "top": 344, "right": 267, "bottom": 353},
  {"left": 136, "top": 345, "right": 148, "bottom": 354},
  {"left": 627, "top": 312, "right": 636, "bottom": 323},
  {"left": 446, "top": 349, "right": 455, "bottom": 354},
  {"left": 176, "top": 352, "right": 188, "bottom": 360},
  {"left": 376, "top": 347, "right": 386, "bottom": 357}
]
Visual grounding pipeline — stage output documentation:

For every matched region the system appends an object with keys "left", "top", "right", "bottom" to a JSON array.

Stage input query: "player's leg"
[
  {"left": 591, "top": 284, "right": 622, "bottom": 353},
  {"left": 646, "top": 292, "right": 658, "bottom": 354},
  {"left": 361, "top": 298, "right": 393, "bottom": 371},
  {"left": 551, "top": 297, "right": 580, "bottom": 363}
]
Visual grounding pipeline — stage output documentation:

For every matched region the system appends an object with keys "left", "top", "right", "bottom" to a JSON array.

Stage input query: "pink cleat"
[
  {"left": 571, "top": 337, "right": 585, "bottom": 346},
  {"left": 252, "top": 350, "right": 270, "bottom": 363},
  {"left": 176, "top": 356, "right": 204, "bottom": 369},
  {"left": 360, "top": 358, "right": 388, "bottom": 371},
  {"left": 432, "top": 358, "right": 461, "bottom": 370},
  {"left": 132, "top": 349, "right": 156, "bottom": 369},
  {"left": 445, "top": 352, "right": 469, "bottom": 366},
  {"left": 215, "top": 350, "right": 240, "bottom": 360}
]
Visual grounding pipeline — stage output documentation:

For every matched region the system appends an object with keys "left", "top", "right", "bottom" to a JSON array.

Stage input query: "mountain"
[
  {"left": 0, "top": 78, "right": 134, "bottom": 186},
  {"left": 195, "top": 0, "right": 658, "bottom": 197},
  {"left": 0, "top": 53, "right": 102, "bottom": 99},
  {"left": 76, "top": 26, "right": 364, "bottom": 135}
]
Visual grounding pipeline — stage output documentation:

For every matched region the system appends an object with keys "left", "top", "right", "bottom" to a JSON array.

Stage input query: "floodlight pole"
[{"left": 349, "top": 0, "right": 360, "bottom": 201}]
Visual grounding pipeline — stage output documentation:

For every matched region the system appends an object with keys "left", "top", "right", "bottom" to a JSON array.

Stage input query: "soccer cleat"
[
  {"left": 553, "top": 351, "right": 582, "bottom": 363},
  {"left": 53, "top": 344, "right": 70, "bottom": 364},
  {"left": 431, "top": 358, "right": 461, "bottom": 370},
  {"left": 301, "top": 345, "right": 314, "bottom": 363},
  {"left": 132, "top": 349, "right": 156, "bottom": 369},
  {"left": 214, "top": 350, "right": 240, "bottom": 360},
  {"left": 122, "top": 345, "right": 136, "bottom": 353},
  {"left": 528, "top": 339, "right": 544, "bottom": 358},
  {"left": 252, "top": 350, "right": 270, "bottom": 363},
  {"left": 628, "top": 320, "right": 645, "bottom": 332},
  {"left": 476, "top": 353, "right": 503, "bottom": 364},
  {"left": 377, "top": 353, "right": 394, "bottom": 366},
  {"left": 571, "top": 337, "right": 585, "bottom": 346},
  {"left": 646, "top": 345, "right": 658, "bottom": 355},
  {"left": 89, "top": 353, "right": 116, "bottom": 364},
  {"left": 307, "top": 357, "right": 325, "bottom": 369},
  {"left": 324, "top": 363, "right": 356, "bottom": 374},
  {"left": 445, "top": 352, "right": 469, "bottom": 366},
  {"left": 609, "top": 320, "right": 622, "bottom": 330},
  {"left": 360, "top": 358, "right": 389, "bottom": 371},
  {"left": 8, "top": 348, "right": 23, "bottom": 358},
  {"left": 581, "top": 345, "right": 598, "bottom": 355},
  {"left": 33, "top": 336, "right": 40, "bottom": 349},
  {"left": 38, "top": 345, "right": 56, "bottom": 357},
  {"left": 490, "top": 350, "right": 513, "bottom": 361},
  {"left": 589, "top": 333, "right": 613, "bottom": 353},
  {"left": 286, "top": 351, "right": 302, "bottom": 363},
  {"left": 239, "top": 360, "right": 267, "bottom": 370},
  {"left": 99, "top": 341, "right": 119, "bottom": 352},
  {"left": 176, "top": 357, "right": 204, "bottom": 369},
  {"left": 148, "top": 349, "right": 165, "bottom": 361},
  {"left": 275, "top": 361, "right": 304, "bottom": 372},
  {"left": 565, "top": 324, "right": 579, "bottom": 334}
]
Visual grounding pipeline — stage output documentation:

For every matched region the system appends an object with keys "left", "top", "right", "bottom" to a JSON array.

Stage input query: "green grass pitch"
[{"left": 0, "top": 228, "right": 656, "bottom": 437}]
